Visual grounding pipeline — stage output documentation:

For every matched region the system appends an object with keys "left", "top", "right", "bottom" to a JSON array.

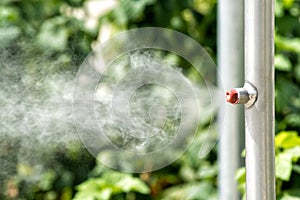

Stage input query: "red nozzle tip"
[{"left": 226, "top": 89, "right": 238, "bottom": 104}]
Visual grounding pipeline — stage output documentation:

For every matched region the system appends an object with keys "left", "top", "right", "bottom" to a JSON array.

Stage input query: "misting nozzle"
[
  {"left": 226, "top": 89, "right": 239, "bottom": 104},
  {"left": 225, "top": 82, "right": 257, "bottom": 108}
]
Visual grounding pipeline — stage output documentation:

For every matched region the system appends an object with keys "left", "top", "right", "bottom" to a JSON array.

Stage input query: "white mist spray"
[{"left": 0, "top": 44, "right": 80, "bottom": 184}]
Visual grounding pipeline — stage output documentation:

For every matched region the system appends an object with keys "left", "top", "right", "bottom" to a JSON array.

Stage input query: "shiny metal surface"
[
  {"left": 217, "top": 0, "right": 244, "bottom": 199},
  {"left": 244, "top": 0, "right": 276, "bottom": 199}
]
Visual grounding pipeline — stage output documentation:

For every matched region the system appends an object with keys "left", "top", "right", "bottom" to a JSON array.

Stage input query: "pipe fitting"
[{"left": 226, "top": 82, "right": 257, "bottom": 108}]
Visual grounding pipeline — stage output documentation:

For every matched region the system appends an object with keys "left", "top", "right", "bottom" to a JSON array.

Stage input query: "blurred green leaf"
[
  {"left": 235, "top": 168, "right": 246, "bottom": 199},
  {"left": 275, "top": 54, "right": 292, "bottom": 71},
  {"left": 241, "top": 149, "right": 246, "bottom": 158},
  {"left": 235, "top": 167, "right": 246, "bottom": 184},
  {"left": 38, "top": 170, "right": 57, "bottom": 191},
  {"left": 275, "top": 35, "right": 300, "bottom": 54},
  {"left": 275, "top": 131, "right": 300, "bottom": 149},
  {"left": 197, "top": 163, "right": 218, "bottom": 179},
  {"left": 74, "top": 171, "right": 150, "bottom": 200},
  {"left": 275, "top": 0, "right": 285, "bottom": 17},
  {"left": 37, "top": 17, "right": 68, "bottom": 51},
  {"left": 74, "top": 178, "right": 112, "bottom": 200},
  {"left": 276, "top": 146, "right": 300, "bottom": 181},
  {"left": 280, "top": 191, "right": 300, "bottom": 200},
  {"left": 283, "top": 146, "right": 300, "bottom": 162},
  {"left": 101, "top": 172, "right": 150, "bottom": 194},
  {"left": 194, "top": 0, "right": 217, "bottom": 15},
  {"left": 276, "top": 153, "right": 293, "bottom": 181},
  {"left": 180, "top": 165, "right": 197, "bottom": 182},
  {"left": 0, "top": 6, "right": 19, "bottom": 25},
  {"left": 161, "top": 181, "right": 217, "bottom": 200},
  {"left": 283, "top": 0, "right": 295, "bottom": 9}
]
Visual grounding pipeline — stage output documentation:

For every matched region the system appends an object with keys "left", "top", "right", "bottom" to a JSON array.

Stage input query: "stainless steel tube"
[
  {"left": 244, "top": 0, "right": 276, "bottom": 199},
  {"left": 217, "top": 0, "right": 244, "bottom": 199}
]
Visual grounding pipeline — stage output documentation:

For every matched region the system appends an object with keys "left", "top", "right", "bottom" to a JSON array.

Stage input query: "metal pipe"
[
  {"left": 244, "top": 0, "right": 275, "bottom": 199},
  {"left": 217, "top": 0, "right": 244, "bottom": 199}
]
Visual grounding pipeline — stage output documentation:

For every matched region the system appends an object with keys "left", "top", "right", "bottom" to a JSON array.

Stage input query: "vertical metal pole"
[
  {"left": 217, "top": 0, "right": 244, "bottom": 199},
  {"left": 244, "top": 0, "right": 275, "bottom": 199}
]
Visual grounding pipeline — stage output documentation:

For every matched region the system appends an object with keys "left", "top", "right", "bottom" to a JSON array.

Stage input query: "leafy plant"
[{"left": 74, "top": 171, "right": 150, "bottom": 200}]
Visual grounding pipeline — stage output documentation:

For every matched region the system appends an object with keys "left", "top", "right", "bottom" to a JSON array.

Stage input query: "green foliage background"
[{"left": 0, "top": 0, "right": 299, "bottom": 199}]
